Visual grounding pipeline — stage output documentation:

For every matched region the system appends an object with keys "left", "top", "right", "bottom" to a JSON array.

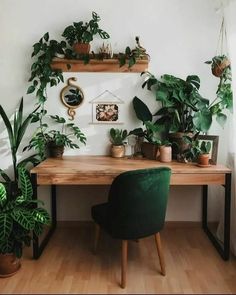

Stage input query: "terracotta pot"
[
  {"left": 73, "top": 43, "right": 90, "bottom": 54},
  {"left": 47, "top": 143, "right": 64, "bottom": 158},
  {"left": 168, "top": 132, "right": 193, "bottom": 160},
  {"left": 111, "top": 145, "right": 125, "bottom": 158},
  {"left": 212, "top": 58, "right": 230, "bottom": 77},
  {"left": 198, "top": 154, "right": 210, "bottom": 166},
  {"left": 0, "top": 253, "right": 21, "bottom": 278},
  {"left": 159, "top": 146, "right": 172, "bottom": 163},
  {"left": 141, "top": 142, "right": 158, "bottom": 160}
]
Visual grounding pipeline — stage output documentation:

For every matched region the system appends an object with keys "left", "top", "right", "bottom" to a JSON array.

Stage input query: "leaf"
[
  {"left": 0, "top": 169, "right": 11, "bottom": 182},
  {"left": 43, "top": 32, "right": 49, "bottom": 42},
  {"left": 32, "top": 208, "right": 51, "bottom": 225},
  {"left": 11, "top": 208, "right": 35, "bottom": 230},
  {"left": 33, "top": 223, "right": 44, "bottom": 236},
  {"left": 27, "top": 85, "right": 35, "bottom": 94},
  {"left": 133, "top": 96, "right": 152, "bottom": 123},
  {"left": 193, "top": 110, "right": 212, "bottom": 132},
  {"left": 0, "top": 239, "right": 13, "bottom": 254},
  {"left": 216, "top": 113, "right": 227, "bottom": 128},
  {"left": 0, "top": 213, "right": 13, "bottom": 241},
  {"left": 18, "top": 168, "right": 33, "bottom": 201},
  {"left": 0, "top": 183, "right": 7, "bottom": 208}
]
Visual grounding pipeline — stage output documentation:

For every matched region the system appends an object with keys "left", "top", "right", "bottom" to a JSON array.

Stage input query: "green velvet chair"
[{"left": 91, "top": 167, "right": 171, "bottom": 288}]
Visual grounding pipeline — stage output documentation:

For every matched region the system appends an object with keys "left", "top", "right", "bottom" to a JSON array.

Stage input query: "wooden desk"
[{"left": 31, "top": 156, "right": 232, "bottom": 260}]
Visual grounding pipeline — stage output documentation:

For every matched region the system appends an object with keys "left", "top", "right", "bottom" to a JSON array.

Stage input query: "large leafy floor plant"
[{"left": 0, "top": 167, "right": 50, "bottom": 262}]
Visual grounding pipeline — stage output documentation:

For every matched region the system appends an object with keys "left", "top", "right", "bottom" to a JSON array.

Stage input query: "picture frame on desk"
[{"left": 198, "top": 135, "right": 219, "bottom": 164}]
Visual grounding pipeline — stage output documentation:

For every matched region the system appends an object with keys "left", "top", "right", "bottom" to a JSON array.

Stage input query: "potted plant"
[
  {"left": 0, "top": 98, "right": 41, "bottom": 189},
  {"left": 137, "top": 71, "right": 232, "bottom": 159},
  {"left": 62, "top": 11, "right": 110, "bottom": 55},
  {"left": 205, "top": 55, "right": 230, "bottom": 78},
  {"left": 24, "top": 115, "right": 86, "bottom": 159},
  {"left": 158, "top": 140, "right": 172, "bottom": 163},
  {"left": 109, "top": 128, "right": 128, "bottom": 158},
  {"left": 0, "top": 167, "right": 51, "bottom": 277},
  {"left": 131, "top": 96, "right": 170, "bottom": 160},
  {"left": 183, "top": 134, "right": 211, "bottom": 166}
]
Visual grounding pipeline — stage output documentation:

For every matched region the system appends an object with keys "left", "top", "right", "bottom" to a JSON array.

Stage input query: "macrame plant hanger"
[{"left": 212, "top": 16, "right": 230, "bottom": 77}]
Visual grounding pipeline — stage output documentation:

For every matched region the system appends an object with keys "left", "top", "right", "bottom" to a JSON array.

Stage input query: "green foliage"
[
  {"left": 109, "top": 128, "right": 128, "bottom": 145},
  {"left": 28, "top": 32, "right": 65, "bottom": 105},
  {"left": 0, "top": 168, "right": 51, "bottom": 257},
  {"left": 131, "top": 97, "right": 166, "bottom": 144},
  {"left": 183, "top": 134, "right": 211, "bottom": 162},
  {"left": 0, "top": 98, "right": 41, "bottom": 182},
  {"left": 24, "top": 115, "right": 86, "bottom": 159},
  {"left": 140, "top": 72, "right": 211, "bottom": 133},
  {"left": 204, "top": 55, "right": 232, "bottom": 129},
  {"left": 62, "top": 11, "right": 110, "bottom": 45}
]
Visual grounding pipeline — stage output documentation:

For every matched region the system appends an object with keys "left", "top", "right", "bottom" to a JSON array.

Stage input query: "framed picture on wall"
[
  {"left": 90, "top": 90, "right": 124, "bottom": 124},
  {"left": 198, "top": 135, "right": 219, "bottom": 164}
]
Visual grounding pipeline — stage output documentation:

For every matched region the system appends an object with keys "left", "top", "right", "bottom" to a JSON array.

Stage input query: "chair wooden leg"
[
  {"left": 121, "top": 240, "right": 128, "bottom": 288},
  {"left": 154, "top": 232, "right": 166, "bottom": 276},
  {"left": 94, "top": 223, "right": 100, "bottom": 253}
]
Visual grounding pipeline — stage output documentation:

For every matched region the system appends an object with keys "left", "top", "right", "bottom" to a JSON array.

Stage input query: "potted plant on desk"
[
  {"left": 109, "top": 128, "right": 128, "bottom": 158},
  {"left": 183, "top": 134, "right": 211, "bottom": 166},
  {"left": 24, "top": 115, "right": 86, "bottom": 159}
]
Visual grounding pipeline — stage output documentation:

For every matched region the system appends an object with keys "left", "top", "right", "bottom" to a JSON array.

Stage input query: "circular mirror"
[{"left": 60, "top": 77, "right": 84, "bottom": 120}]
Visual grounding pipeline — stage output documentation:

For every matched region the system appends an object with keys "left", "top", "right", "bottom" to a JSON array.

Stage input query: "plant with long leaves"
[
  {"left": 0, "top": 98, "right": 40, "bottom": 183},
  {"left": 0, "top": 167, "right": 51, "bottom": 258}
]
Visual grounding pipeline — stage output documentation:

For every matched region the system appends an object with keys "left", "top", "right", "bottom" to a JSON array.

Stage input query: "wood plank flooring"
[{"left": 0, "top": 225, "right": 236, "bottom": 294}]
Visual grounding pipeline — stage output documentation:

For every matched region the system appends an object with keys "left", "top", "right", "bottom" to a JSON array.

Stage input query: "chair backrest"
[{"left": 107, "top": 167, "right": 171, "bottom": 239}]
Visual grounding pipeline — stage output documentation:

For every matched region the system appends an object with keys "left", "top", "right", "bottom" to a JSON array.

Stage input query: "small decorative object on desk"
[
  {"left": 127, "top": 134, "right": 137, "bottom": 158},
  {"left": 159, "top": 144, "right": 172, "bottom": 163}
]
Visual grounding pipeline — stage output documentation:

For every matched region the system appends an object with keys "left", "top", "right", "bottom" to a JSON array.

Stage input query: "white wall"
[{"left": 0, "top": 0, "right": 228, "bottom": 221}]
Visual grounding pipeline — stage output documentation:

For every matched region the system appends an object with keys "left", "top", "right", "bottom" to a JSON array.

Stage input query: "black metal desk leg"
[
  {"left": 202, "top": 173, "right": 231, "bottom": 260},
  {"left": 31, "top": 174, "right": 57, "bottom": 259}
]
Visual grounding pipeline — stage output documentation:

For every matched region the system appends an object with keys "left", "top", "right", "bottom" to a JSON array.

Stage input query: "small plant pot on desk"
[
  {"left": 198, "top": 153, "right": 210, "bottom": 166},
  {"left": 141, "top": 142, "right": 158, "bottom": 160},
  {"left": 159, "top": 145, "right": 172, "bottom": 163},
  {"left": 47, "top": 142, "right": 64, "bottom": 158},
  {"left": 111, "top": 145, "right": 125, "bottom": 158}
]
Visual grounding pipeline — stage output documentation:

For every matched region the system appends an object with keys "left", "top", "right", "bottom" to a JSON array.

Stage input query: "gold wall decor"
[{"left": 60, "top": 77, "right": 84, "bottom": 120}]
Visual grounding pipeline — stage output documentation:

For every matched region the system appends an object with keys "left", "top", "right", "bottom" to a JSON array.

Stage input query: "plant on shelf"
[
  {"left": 0, "top": 98, "right": 40, "bottom": 187},
  {"left": 109, "top": 128, "right": 128, "bottom": 158},
  {"left": 62, "top": 11, "right": 110, "bottom": 55},
  {"left": 118, "top": 37, "right": 149, "bottom": 68},
  {"left": 0, "top": 167, "right": 51, "bottom": 277},
  {"left": 24, "top": 114, "right": 86, "bottom": 159}
]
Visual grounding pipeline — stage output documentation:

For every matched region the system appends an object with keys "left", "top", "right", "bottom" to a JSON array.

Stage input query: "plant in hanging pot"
[
  {"left": 62, "top": 11, "right": 110, "bottom": 55},
  {"left": 109, "top": 128, "right": 128, "bottom": 158},
  {"left": 24, "top": 115, "right": 86, "bottom": 159},
  {"left": 205, "top": 55, "right": 230, "bottom": 78},
  {"left": 0, "top": 168, "right": 51, "bottom": 277}
]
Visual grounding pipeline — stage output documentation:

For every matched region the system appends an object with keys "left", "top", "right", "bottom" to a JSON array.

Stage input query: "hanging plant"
[
  {"left": 204, "top": 17, "right": 233, "bottom": 129},
  {"left": 205, "top": 18, "right": 230, "bottom": 78}
]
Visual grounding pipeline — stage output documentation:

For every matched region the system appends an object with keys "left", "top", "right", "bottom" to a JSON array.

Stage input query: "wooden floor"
[{"left": 0, "top": 225, "right": 236, "bottom": 294}]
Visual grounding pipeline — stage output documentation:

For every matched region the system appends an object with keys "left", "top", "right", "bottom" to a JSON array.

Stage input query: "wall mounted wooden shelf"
[{"left": 51, "top": 58, "right": 149, "bottom": 73}]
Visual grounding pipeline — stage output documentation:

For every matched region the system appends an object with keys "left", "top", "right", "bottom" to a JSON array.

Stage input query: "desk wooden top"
[{"left": 31, "top": 156, "right": 231, "bottom": 186}]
